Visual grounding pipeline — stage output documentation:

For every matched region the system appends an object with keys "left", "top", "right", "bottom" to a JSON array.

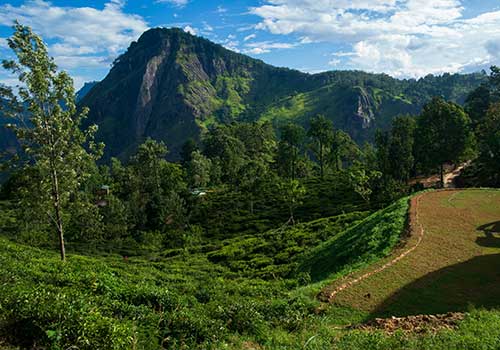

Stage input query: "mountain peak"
[{"left": 79, "top": 28, "right": 486, "bottom": 161}]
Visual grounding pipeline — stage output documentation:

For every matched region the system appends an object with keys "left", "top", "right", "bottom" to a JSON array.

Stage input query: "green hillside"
[
  {"left": 2, "top": 189, "right": 500, "bottom": 349},
  {"left": 78, "top": 28, "right": 486, "bottom": 160},
  {"left": 1, "top": 28, "right": 487, "bottom": 161},
  {"left": 2, "top": 19, "right": 500, "bottom": 350}
]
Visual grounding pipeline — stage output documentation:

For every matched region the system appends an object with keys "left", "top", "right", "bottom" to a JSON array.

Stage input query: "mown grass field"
[{"left": 325, "top": 189, "right": 500, "bottom": 318}]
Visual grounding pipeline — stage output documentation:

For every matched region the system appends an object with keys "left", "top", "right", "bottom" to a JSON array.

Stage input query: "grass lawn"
[{"left": 323, "top": 189, "right": 500, "bottom": 318}]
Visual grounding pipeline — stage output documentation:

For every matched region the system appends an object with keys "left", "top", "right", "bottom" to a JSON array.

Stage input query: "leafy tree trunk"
[
  {"left": 319, "top": 141, "right": 324, "bottom": 179},
  {"left": 2, "top": 23, "right": 103, "bottom": 260},
  {"left": 51, "top": 167, "right": 66, "bottom": 261},
  {"left": 334, "top": 152, "right": 340, "bottom": 172},
  {"left": 289, "top": 206, "right": 295, "bottom": 225}
]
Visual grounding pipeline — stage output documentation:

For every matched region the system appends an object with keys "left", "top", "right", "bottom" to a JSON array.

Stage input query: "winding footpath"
[
  {"left": 325, "top": 192, "right": 428, "bottom": 302},
  {"left": 321, "top": 188, "right": 500, "bottom": 321}
]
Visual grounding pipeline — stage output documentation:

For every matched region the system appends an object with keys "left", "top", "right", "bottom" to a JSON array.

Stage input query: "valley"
[
  {"left": 0, "top": 17, "right": 500, "bottom": 350},
  {"left": 1, "top": 190, "right": 500, "bottom": 349}
]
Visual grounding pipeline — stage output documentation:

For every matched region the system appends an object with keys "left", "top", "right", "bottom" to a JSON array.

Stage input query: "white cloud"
[
  {"left": 251, "top": 0, "right": 500, "bottom": 77},
  {"left": 53, "top": 55, "right": 112, "bottom": 69},
  {"left": 244, "top": 33, "right": 257, "bottom": 41},
  {"left": 243, "top": 40, "right": 298, "bottom": 54},
  {"left": 0, "top": 37, "right": 9, "bottom": 51},
  {"left": 328, "top": 58, "right": 341, "bottom": 67},
  {"left": 72, "top": 75, "right": 96, "bottom": 91},
  {"left": 203, "top": 22, "right": 214, "bottom": 32},
  {"left": 183, "top": 25, "right": 197, "bottom": 35},
  {"left": 219, "top": 36, "right": 240, "bottom": 52},
  {"left": 0, "top": 71, "right": 20, "bottom": 87},
  {"left": 0, "top": 0, "right": 148, "bottom": 81},
  {"left": 216, "top": 6, "right": 228, "bottom": 14},
  {"left": 155, "top": 0, "right": 189, "bottom": 7}
]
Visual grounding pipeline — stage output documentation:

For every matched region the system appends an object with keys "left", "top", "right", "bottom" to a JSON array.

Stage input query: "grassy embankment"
[
  {"left": 2, "top": 190, "right": 500, "bottom": 349},
  {"left": 323, "top": 189, "right": 500, "bottom": 318}
]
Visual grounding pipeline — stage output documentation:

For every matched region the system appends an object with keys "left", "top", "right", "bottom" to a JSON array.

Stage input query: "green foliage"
[
  {"left": 0, "top": 195, "right": 401, "bottom": 349},
  {"left": 475, "top": 103, "right": 500, "bottom": 186},
  {"left": 276, "top": 123, "right": 307, "bottom": 180},
  {"left": 1, "top": 24, "right": 496, "bottom": 350},
  {"left": 415, "top": 97, "right": 474, "bottom": 183},
  {"left": 0, "top": 235, "right": 312, "bottom": 349},
  {"left": 207, "top": 211, "right": 368, "bottom": 278},
  {"left": 465, "top": 84, "right": 491, "bottom": 127},
  {"left": 236, "top": 159, "right": 274, "bottom": 214},
  {"left": 329, "top": 130, "right": 361, "bottom": 172},
  {"left": 299, "top": 195, "right": 409, "bottom": 282},
  {"left": 180, "top": 138, "right": 198, "bottom": 164},
  {"left": 188, "top": 174, "right": 369, "bottom": 240},
  {"left": 376, "top": 116, "right": 416, "bottom": 183},
  {"left": 308, "top": 115, "right": 334, "bottom": 178},
  {"left": 213, "top": 75, "right": 251, "bottom": 121},
  {"left": 203, "top": 125, "right": 247, "bottom": 184},
  {"left": 349, "top": 166, "right": 382, "bottom": 203},
  {"left": 4, "top": 190, "right": 499, "bottom": 350},
  {"left": 187, "top": 150, "right": 212, "bottom": 188},
  {"left": 278, "top": 179, "right": 307, "bottom": 222},
  {"left": 1, "top": 23, "right": 103, "bottom": 259}
]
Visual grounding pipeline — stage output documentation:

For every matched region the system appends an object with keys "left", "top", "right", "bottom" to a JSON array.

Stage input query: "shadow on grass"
[
  {"left": 476, "top": 221, "right": 500, "bottom": 248},
  {"left": 370, "top": 253, "right": 500, "bottom": 319}
]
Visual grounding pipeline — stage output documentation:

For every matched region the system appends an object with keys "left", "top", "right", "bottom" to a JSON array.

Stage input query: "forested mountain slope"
[{"left": 79, "top": 27, "right": 486, "bottom": 160}]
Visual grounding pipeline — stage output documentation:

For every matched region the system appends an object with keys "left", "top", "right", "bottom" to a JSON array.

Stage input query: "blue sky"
[{"left": 1, "top": 0, "right": 500, "bottom": 89}]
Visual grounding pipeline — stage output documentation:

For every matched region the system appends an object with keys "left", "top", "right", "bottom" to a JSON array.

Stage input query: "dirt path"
[
  {"left": 409, "top": 162, "right": 469, "bottom": 189},
  {"left": 443, "top": 162, "right": 469, "bottom": 188},
  {"left": 320, "top": 189, "right": 500, "bottom": 316},
  {"left": 353, "top": 312, "right": 465, "bottom": 334},
  {"left": 322, "top": 193, "right": 426, "bottom": 302}
]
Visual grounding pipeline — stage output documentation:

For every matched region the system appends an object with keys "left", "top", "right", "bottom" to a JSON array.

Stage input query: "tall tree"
[
  {"left": 129, "top": 138, "right": 185, "bottom": 231},
  {"left": 203, "top": 125, "right": 245, "bottom": 184},
  {"left": 237, "top": 159, "right": 270, "bottom": 214},
  {"left": 277, "top": 179, "right": 306, "bottom": 224},
  {"left": 329, "top": 130, "right": 360, "bottom": 172},
  {"left": 232, "top": 121, "right": 276, "bottom": 163},
  {"left": 187, "top": 150, "right": 212, "bottom": 188},
  {"left": 385, "top": 116, "right": 416, "bottom": 183},
  {"left": 0, "top": 23, "right": 102, "bottom": 261},
  {"left": 375, "top": 129, "right": 391, "bottom": 177},
  {"left": 464, "top": 84, "right": 491, "bottom": 128},
  {"left": 277, "top": 123, "right": 305, "bottom": 180},
  {"left": 489, "top": 66, "right": 500, "bottom": 99},
  {"left": 415, "top": 97, "right": 474, "bottom": 187},
  {"left": 180, "top": 138, "right": 198, "bottom": 165},
  {"left": 476, "top": 103, "right": 500, "bottom": 186},
  {"left": 348, "top": 165, "right": 381, "bottom": 204},
  {"left": 308, "top": 115, "right": 334, "bottom": 179}
]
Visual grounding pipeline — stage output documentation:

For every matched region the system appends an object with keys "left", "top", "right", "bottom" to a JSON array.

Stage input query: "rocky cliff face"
[
  {"left": 76, "top": 81, "right": 98, "bottom": 102},
  {"left": 356, "top": 88, "right": 375, "bottom": 129},
  {"left": 79, "top": 27, "right": 487, "bottom": 160},
  {"left": 80, "top": 28, "right": 313, "bottom": 159}
]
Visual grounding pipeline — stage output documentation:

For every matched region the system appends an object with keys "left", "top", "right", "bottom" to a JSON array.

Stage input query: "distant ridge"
[{"left": 61, "top": 27, "right": 487, "bottom": 159}]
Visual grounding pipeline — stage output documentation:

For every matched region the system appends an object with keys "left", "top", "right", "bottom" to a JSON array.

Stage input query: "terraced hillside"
[{"left": 322, "top": 189, "right": 500, "bottom": 318}]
